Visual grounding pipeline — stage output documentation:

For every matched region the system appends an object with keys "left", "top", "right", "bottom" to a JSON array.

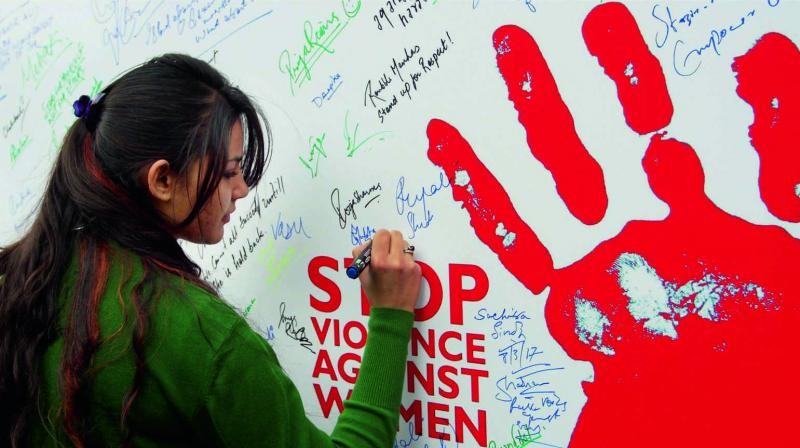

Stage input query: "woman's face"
[{"left": 169, "top": 120, "right": 249, "bottom": 244}]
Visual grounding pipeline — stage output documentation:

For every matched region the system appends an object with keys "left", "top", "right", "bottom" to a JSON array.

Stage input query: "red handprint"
[{"left": 427, "top": 3, "right": 800, "bottom": 447}]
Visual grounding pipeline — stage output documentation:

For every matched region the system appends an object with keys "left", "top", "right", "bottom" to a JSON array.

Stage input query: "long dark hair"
[{"left": 0, "top": 53, "right": 269, "bottom": 447}]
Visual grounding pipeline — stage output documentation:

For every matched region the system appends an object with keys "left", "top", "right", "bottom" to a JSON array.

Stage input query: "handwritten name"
[
  {"left": 350, "top": 224, "right": 377, "bottom": 246},
  {"left": 395, "top": 171, "right": 450, "bottom": 238},
  {"left": 278, "top": 302, "right": 316, "bottom": 353},
  {"left": 2, "top": 105, "right": 25, "bottom": 138},
  {"left": 9, "top": 135, "right": 31, "bottom": 167},
  {"left": 331, "top": 183, "right": 383, "bottom": 229},
  {"left": 95, "top": 0, "right": 154, "bottom": 65},
  {"left": 279, "top": 0, "right": 361, "bottom": 95},
  {"left": 488, "top": 423, "right": 543, "bottom": 448},
  {"left": 270, "top": 212, "right": 312, "bottom": 240},
  {"left": 474, "top": 307, "right": 531, "bottom": 322},
  {"left": 652, "top": 0, "right": 782, "bottom": 77},
  {"left": 299, "top": 133, "right": 327, "bottom": 177},
  {"left": 312, "top": 73, "right": 343, "bottom": 107}
]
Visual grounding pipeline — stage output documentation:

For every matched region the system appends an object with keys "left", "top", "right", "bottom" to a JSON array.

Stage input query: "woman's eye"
[{"left": 223, "top": 171, "right": 238, "bottom": 179}]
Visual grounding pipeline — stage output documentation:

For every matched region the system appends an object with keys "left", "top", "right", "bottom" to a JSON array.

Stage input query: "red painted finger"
[
  {"left": 493, "top": 25, "right": 608, "bottom": 226},
  {"left": 734, "top": 33, "right": 800, "bottom": 222},
  {"left": 582, "top": 2, "right": 674, "bottom": 135},
  {"left": 427, "top": 119, "right": 553, "bottom": 294}
]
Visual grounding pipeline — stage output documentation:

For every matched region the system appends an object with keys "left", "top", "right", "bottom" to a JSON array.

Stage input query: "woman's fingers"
[
  {"left": 389, "top": 229, "right": 404, "bottom": 259},
  {"left": 358, "top": 229, "right": 422, "bottom": 313},
  {"left": 351, "top": 239, "right": 371, "bottom": 258},
  {"left": 370, "top": 229, "right": 391, "bottom": 265}
]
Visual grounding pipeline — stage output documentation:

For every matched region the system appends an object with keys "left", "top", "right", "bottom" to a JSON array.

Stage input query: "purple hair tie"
[{"left": 72, "top": 92, "right": 106, "bottom": 120}]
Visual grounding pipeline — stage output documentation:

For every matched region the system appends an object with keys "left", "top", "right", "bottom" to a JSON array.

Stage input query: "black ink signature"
[{"left": 278, "top": 302, "right": 316, "bottom": 354}]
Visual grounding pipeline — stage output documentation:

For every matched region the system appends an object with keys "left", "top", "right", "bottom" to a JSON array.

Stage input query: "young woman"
[{"left": 0, "top": 54, "right": 422, "bottom": 447}]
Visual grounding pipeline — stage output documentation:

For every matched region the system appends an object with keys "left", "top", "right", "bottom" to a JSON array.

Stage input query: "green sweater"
[{"left": 30, "top": 245, "right": 413, "bottom": 447}]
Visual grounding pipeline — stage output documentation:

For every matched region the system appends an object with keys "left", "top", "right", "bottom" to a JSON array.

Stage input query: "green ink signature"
[
  {"left": 22, "top": 32, "right": 72, "bottom": 86},
  {"left": 243, "top": 298, "right": 257, "bottom": 317},
  {"left": 259, "top": 240, "right": 301, "bottom": 286},
  {"left": 488, "top": 423, "right": 543, "bottom": 448},
  {"left": 299, "top": 132, "right": 327, "bottom": 178},
  {"left": 43, "top": 45, "right": 86, "bottom": 126},
  {"left": 278, "top": 0, "right": 362, "bottom": 95},
  {"left": 344, "top": 111, "right": 391, "bottom": 157},
  {"left": 9, "top": 135, "right": 32, "bottom": 167},
  {"left": 88, "top": 77, "right": 104, "bottom": 98}
]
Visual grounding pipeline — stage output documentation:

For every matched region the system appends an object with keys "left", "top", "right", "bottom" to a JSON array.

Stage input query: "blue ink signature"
[
  {"left": 270, "top": 212, "right": 312, "bottom": 240},
  {"left": 93, "top": 0, "right": 163, "bottom": 65},
  {"left": 395, "top": 172, "right": 450, "bottom": 239},
  {"left": 312, "top": 73, "right": 343, "bottom": 107},
  {"left": 350, "top": 223, "right": 377, "bottom": 246},
  {"left": 652, "top": 0, "right": 782, "bottom": 77},
  {"left": 495, "top": 363, "right": 567, "bottom": 425},
  {"left": 394, "top": 418, "right": 462, "bottom": 448},
  {"left": 475, "top": 307, "right": 531, "bottom": 322}
]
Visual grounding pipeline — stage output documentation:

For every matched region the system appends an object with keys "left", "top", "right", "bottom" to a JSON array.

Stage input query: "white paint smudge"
[
  {"left": 495, "top": 222, "right": 517, "bottom": 247},
  {"left": 624, "top": 62, "right": 638, "bottom": 86},
  {"left": 574, "top": 297, "right": 615, "bottom": 355},
  {"left": 609, "top": 252, "right": 772, "bottom": 341},
  {"left": 521, "top": 73, "right": 532, "bottom": 92},
  {"left": 497, "top": 35, "right": 511, "bottom": 55},
  {"left": 454, "top": 170, "right": 470, "bottom": 187},
  {"left": 771, "top": 97, "right": 779, "bottom": 109},
  {"left": 795, "top": 183, "right": 800, "bottom": 198},
  {"left": 613, "top": 253, "right": 678, "bottom": 339},
  {"left": 624, "top": 63, "right": 634, "bottom": 77},
  {"left": 496, "top": 222, "right": 508, "bottom": 237}
]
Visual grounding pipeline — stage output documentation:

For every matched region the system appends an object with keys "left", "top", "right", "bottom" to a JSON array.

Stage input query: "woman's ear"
[{"left": 146, "top": 159, "right": 176, "bottom": 203}]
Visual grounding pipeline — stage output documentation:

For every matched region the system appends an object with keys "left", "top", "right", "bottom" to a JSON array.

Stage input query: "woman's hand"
[{"left": 353, "top": 229, "right": 422, "bottom": 313}]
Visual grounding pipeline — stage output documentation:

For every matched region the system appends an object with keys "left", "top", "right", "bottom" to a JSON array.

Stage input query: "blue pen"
[{"left": 346, "top": 240, "right": 372, "bottom": 279}]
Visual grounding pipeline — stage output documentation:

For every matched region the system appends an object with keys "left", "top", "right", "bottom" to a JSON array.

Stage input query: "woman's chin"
[{"left": 177, "top": 227, "right": 224, "bottom": 245}]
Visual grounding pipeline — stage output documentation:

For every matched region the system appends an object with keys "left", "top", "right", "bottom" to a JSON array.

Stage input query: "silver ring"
[{"left": 402, "top": 245, "right": 415, "bottom": 254}]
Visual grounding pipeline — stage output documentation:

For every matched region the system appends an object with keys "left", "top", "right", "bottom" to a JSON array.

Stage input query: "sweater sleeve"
[{"left": 202, "top": 307, "right": 414, "bottom": 448}]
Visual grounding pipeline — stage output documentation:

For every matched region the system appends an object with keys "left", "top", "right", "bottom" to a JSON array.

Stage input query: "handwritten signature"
[
  {"left": 394, "top": 418, "right": 462, "bottom": 448},
  {"left": 278, "top": 302, "right": 315, "bottom": 353},
  {"left": 344, "top": 111, "right": 391, "bottom": 157},
  {"left": 652, "top": 0, "right": 782, "bottom": 77},
  {"left": 278, "top": 0, "right": 362, "bottom": 95},
  {"left": 395, "top": 172, "right": 450, "bottom": 238},
  {"left": 299, "top": 133, "right": 327, "bottom": 178},
  {"left": 93, "top": 0, "right": 161, "bottom": 65},
  {"left": 331, "top": 183, "right": 382, "bottom": 229},
  {"left": 351, "top": 223, "right": 377, "bottom": 246},
  {"left": 488, "top": 422, "right": 543, "bottom": 448},
  {"left": 312, "top": 73, "right": 343, "bottom": 107},
  {"left": 270, "top": 212, "right": 312, "bottom": 240}
]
